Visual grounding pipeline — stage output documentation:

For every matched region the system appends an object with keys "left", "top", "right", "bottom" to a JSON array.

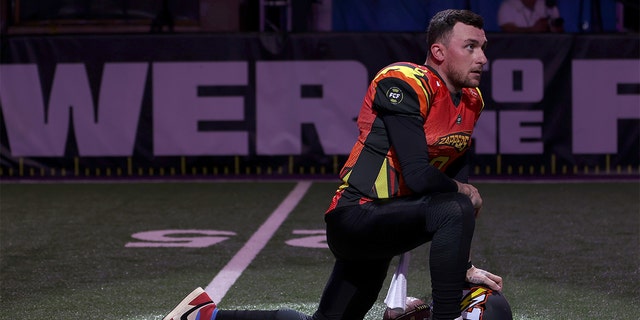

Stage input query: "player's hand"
[
  {"left": 466, "top": 265, "right": 503, "bottom": 292},
  {"left": 469, "top": 191, "right": 482, "bottom": 217},
  {"left": 455, "top": 181, "right": 483, "bottom": 217}
]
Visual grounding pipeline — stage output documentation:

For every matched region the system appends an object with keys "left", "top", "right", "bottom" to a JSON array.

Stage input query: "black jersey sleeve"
[
  {"left": 372, "top": 77, "right": 423, "bottom": 119},
  {"left": 445, "top": 151, "right": 470, "bottom": 183},
  {"left": 380, "top": 112, "right": 458, "bottom": 194}
]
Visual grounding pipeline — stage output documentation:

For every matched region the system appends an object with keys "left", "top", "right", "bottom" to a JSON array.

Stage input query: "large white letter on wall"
[
  {"left": 255, "top": 61, "right": 367, "bottom": 155},
  {"left": 153, "top": 62, "right": 249, "bottom": 156},
  {"left": 0, "top": 63, "right": 147, "bottom": 156},
  {"left": 492, "top": 59, "right": 544, "bottom": 103},
  {"left": 572, "top": 60, "right": 640, "bottom": 154}
]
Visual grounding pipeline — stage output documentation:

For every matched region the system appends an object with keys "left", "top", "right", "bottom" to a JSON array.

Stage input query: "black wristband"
[{"left": 466, "top": 261, "right": 473, "bottom": 270}]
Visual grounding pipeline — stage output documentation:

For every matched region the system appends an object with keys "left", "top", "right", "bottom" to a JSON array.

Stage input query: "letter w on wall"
[{"left": 0, "top": 63, "right": 147, "bottom": 157}]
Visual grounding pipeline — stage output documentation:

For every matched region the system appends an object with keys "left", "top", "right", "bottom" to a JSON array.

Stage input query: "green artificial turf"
[{"left": 0, "top": 181, "right": 638, "bottom": 319}]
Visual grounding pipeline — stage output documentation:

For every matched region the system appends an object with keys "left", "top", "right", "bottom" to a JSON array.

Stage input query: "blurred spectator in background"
[{"left": 498, "top": 0, "right": 564, "bottom": 33}]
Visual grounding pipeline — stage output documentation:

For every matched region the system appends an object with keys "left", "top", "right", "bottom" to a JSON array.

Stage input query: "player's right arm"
[
  {"left": 372, "top": 71, "right": 459, "bottom": 195},
  {"left": 382, "top": 113, "right": 459, "bottom": 194}
]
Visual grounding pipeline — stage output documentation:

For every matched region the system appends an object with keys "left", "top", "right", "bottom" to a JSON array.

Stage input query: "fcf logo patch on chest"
[{"left": 386, "top": 87, "right": 403, "bottom": 104}]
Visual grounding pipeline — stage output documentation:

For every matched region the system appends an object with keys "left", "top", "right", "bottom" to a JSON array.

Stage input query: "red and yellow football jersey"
[{"left": 327, "top": 62, "right": 484, "bottom": 211}]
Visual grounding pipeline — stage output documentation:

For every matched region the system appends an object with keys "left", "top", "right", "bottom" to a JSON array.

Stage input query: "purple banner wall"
[{"left": 0, "top": 33, "right": 638, "bottom": 180}]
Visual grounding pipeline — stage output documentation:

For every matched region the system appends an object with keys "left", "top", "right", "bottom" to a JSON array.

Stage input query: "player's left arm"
[
  {"left": 445, "top": 151, "right": 470, "bottom": 183},
  {"left": 446, "top": 152, "right": 483, "bottom": 216}
]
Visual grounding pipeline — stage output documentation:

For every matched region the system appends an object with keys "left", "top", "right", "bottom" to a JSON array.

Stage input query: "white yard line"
[{"left": 205, "top": 181, "right": 313, "bottom": 303}]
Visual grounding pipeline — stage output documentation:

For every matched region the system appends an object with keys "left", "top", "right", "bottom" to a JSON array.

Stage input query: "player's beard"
[{"left": 450, "top": 68, "right": 481, "bottom": 89}]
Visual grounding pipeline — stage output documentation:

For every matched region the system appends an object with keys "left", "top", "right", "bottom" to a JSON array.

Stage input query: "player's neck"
[{"left": 425, "top": 62, "right": 462, "bottom": 95}]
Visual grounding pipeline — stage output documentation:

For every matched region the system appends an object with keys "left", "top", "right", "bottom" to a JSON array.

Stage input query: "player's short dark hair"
[{"left": 426, "top": 9, "right": 484, "bottom": 49}]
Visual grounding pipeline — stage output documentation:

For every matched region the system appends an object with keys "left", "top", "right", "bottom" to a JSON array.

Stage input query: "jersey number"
[{"left": 429, "top": 156, "right": 450, "bottom": 170}]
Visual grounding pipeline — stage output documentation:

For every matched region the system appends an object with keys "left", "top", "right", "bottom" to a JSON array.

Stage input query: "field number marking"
[
  {"left": 125, "top": 229, "right": 327, "bottom": 249},
  {"left": 285, "top": 229, "right": 328, "bottom": 248},
  {"left": 125, "top": 229, "right": 236, "bottom": 248}
]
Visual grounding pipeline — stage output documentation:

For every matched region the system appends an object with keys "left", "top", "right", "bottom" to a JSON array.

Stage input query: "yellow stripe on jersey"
[
  {"left": 341, "top": 170, "right": 352, "bottom": 184},
  {"left": 474, "top": 87, "right": 485, "bottom": 111},
  {"left": 376, "top": 65, "right": 430, "bottom": 110},
  {"left": 374, "top": 158, "right": 389, "bottom": 198}
]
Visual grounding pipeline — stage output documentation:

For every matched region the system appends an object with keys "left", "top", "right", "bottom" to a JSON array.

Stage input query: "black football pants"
[{"left": 216, "top": 192, "right": 475, "bottom": 320}]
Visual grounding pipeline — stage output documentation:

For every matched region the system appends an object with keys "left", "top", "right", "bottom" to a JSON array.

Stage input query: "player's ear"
[{"left": 430, "top": 43, "right": 445, "bottom": 62}]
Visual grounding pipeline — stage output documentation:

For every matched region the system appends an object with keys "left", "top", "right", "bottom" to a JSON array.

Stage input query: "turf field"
[{"left": 0, "top": 180, "right": 638, "bottom": 319}]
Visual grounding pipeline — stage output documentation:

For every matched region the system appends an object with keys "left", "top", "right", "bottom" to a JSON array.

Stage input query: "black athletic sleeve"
[
  {"left": 444, "top": 151, "right": 470, "bottom": 183},
  {"left": 380, "top": 112, "right": 458, "bottom": 194}
]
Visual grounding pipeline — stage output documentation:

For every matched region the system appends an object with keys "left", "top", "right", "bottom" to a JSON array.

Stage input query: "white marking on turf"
[{"left": 205, "top": 181, "right": 313, "bottom": 303}]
